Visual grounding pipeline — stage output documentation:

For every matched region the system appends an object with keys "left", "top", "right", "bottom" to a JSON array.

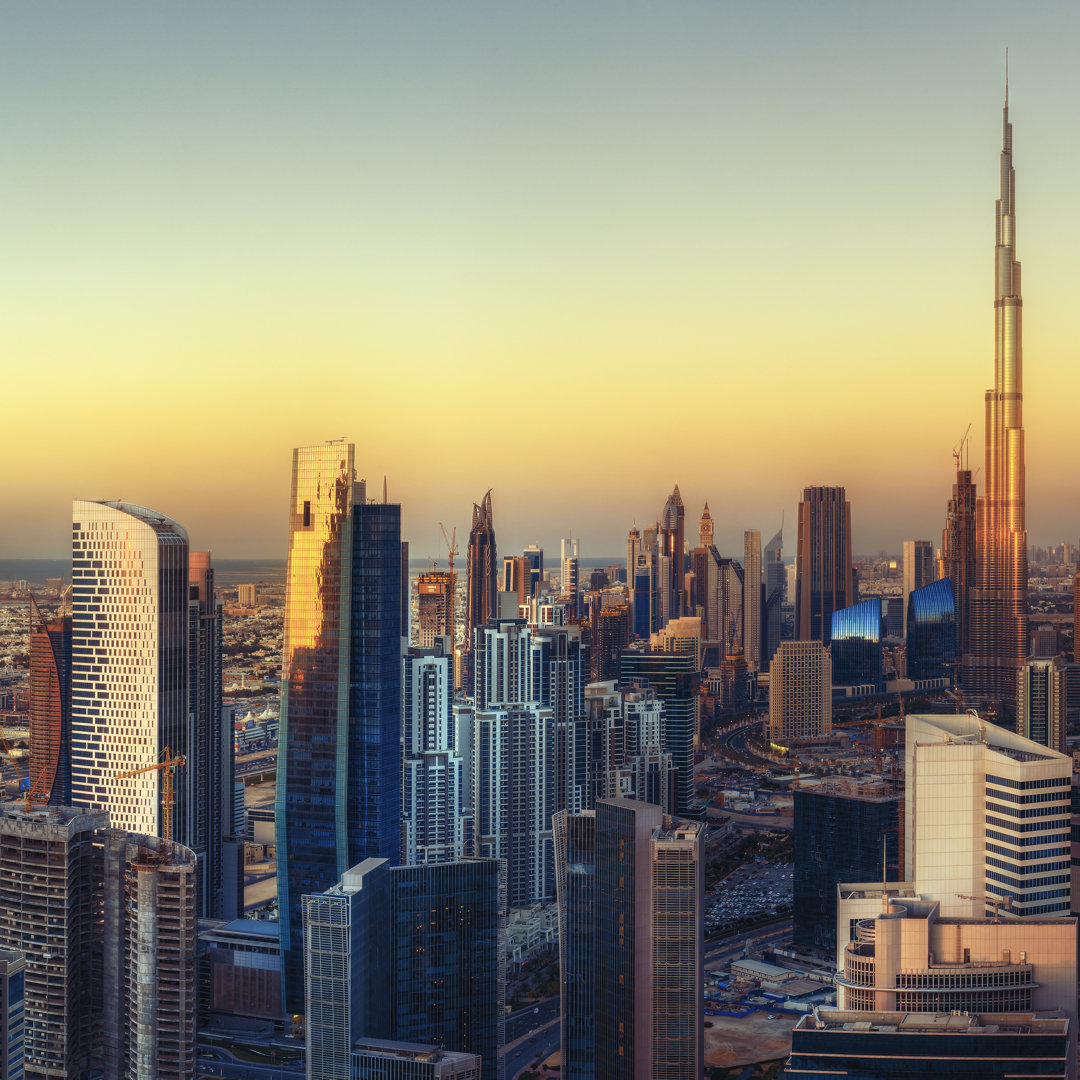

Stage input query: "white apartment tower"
[{"left": 70, "top": 500, "right": 189, "bottom": 837}]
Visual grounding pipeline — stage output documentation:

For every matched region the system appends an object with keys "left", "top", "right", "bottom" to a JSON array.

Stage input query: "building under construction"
[
  {"left": 0, "top": 803, "right": 106, "bottom": 1080},
  {"left": 102, "top": 830, "right": 198, "bottom": 1080}
]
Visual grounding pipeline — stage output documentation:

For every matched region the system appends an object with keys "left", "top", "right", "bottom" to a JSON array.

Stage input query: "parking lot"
[{"left": 706, "top": 861, "right": 793, "bottom": 934}]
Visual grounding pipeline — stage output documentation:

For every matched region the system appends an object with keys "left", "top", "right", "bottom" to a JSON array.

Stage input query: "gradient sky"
[{"left": 3, "top": 2, "right": 1079, "bottom": 562}]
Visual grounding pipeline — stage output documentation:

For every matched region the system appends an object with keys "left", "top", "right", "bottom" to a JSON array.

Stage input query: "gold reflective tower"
[{"left": 965, "top": 73, "right": 1028, "bottom": 715}]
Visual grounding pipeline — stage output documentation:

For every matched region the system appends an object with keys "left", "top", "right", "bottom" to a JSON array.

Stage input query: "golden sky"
[{"left": 3, "top": 3, "right": 1079, "bottom": 560}]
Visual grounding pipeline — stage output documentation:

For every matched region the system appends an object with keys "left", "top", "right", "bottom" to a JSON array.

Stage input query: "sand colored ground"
[{"left": 705, "top": 1011, "right": 794, "bottom": 1068}]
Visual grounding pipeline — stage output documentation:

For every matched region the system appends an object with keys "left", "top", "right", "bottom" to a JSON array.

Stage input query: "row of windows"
[
  {"left": 985, "top": 869, "right": 1070, "bottom": 889},
  {"left": 985, "top": 800, "right": 1069, "bottom": 819},
  {"left": 984, "top": 773, "right": 1070, "bottom": 791},
  {"left": 985, "top": 829, "right": 1069, "bottom": 849},
  {"left": 984, "top": 785, "right": 1070, "bottom": 805},
  {"left": 896, "top": 969, "right": 1030, "bottom": 988},
  {"left": 986, "top": 853, "right": 1069, "bottom": 874},
  {"left": 984, "top": 882, "right": 1070, "bottom": 902},
  {"left": 985, "top": 815, "right": 1070, "bottom": 835}
]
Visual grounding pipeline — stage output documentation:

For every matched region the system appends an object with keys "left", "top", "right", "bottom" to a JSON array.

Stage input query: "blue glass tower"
[
  {"left": 830, "top": 597, "right": 883, "bottom": 690},
  {"left": 276, "top": 444, "right": 402, "bottom": 1013},
  {"left": 907, "top": 577, "right": 956, "bottom": 682}
]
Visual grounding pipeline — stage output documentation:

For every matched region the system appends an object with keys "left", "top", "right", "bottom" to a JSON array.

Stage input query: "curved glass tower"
[
  {"left": 830, "top": 597, "right": 883, "bottom": 690},
  {"left": 965, "top": 81, "right": 1028, "bottom": 715},
  {"left": 907, "top": 577, "right": 957, "bottom": 682}
]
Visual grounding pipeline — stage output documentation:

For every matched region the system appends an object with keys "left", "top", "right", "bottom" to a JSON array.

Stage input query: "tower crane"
[
  {"left": 439, "top": 523, "right": 459, "bottom": 575},
  {"left": 953, "top": 423, "right": 972, "bottom": 472},
  {"left": 956, "top": 892, "right": 1013, "bottom": 922},
  {"left": 114, "top": 746, "right": 186, "bottom": 843}
]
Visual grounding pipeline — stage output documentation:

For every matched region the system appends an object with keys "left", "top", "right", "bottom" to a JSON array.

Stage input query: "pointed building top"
[
  {"left": 1005, "top": 47, "right": 1009, "bottom": 107},
  {"left": 701, "top": 502, "right": 712, "bottom": 520},
  {"left": 671, "top": 483, "right": 684, "bottom": 508}
]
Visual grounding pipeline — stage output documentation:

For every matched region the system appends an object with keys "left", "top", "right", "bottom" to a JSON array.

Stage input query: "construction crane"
[
  {"left": 956, "top": 892, "right": 1013, "bottom": 922},
  {"left": 438, "top": 523, "right": 459, "bottom": 575},
  {"left": 114, "top": 746, "right": 186, "bottom": 843},
  {"left": 952, "top": 423, "right": 972, "bottom": 472},
  {"left": 0, "top": 733, "right": 49, "bottom": 812}
]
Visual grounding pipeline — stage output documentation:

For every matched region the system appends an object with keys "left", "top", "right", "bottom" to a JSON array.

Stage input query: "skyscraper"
[
  {"left": 795, "top": 486, "right": 852, "bottom": 645},
  {"left": 768, "top": 640, "right": 832, "bottom": 742},
  {"left": 28, "top": 594, "right": 71, "bottom": 806},
  {"left": 275, "top": 443, "right": 402, "bottom": 1012},
  {"left": 743, "top": 529, "right": 762, "bottom": 670},
  {"left": 901, "top": 539, "right": 934, "bottom": 638},
  {"left": 658, "top": 485, "right": 685, "bottom": 619},
  {"left": 906, "top": 577, "right": 957, "bottom": 683},
  {"left": 560, "top": 536, "right": 580, "bottom": 618},
  {"left": 465, "top": 490, "right": 497, "bottom": 670},
  {"left": 416, "top": 570, "right": 455, "bottom": 649},
  {"left": 942, "top": 462, "right": 977, "bottom": 658},
  {"left": 965, "top": 86, "right": 1029, "bottom": 716},
  {"left": 70, "top": 500, "right": 190, "bottom": 837},
  {"left": 1017, "top": 655, "right": 1067, "bottom": 754},
  {"left": 698, "top": 503, "right": 713, "bottom": 549},
  {"left": 762, "top": 522, "right": 784, "bottom": 671},
  {"left": 553, "top": 798, "right": 704, "bottom": 1080},
  {"left": 830, "top": 597, "right": 883, "bottom": 691}
]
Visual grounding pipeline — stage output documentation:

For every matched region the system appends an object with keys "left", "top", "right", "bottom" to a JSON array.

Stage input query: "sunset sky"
[{"left": 3, "top": 2, "right": 1079, "bottom": 562}]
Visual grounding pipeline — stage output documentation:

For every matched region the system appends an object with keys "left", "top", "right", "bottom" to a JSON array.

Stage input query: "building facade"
[
  {"left": 906, "top": 577, "right": 957, "bottom": 683},
  {"left": 795, "top": 486, "right": 852, "bottom": 645},
  {"left": 416, "top": 571, "right": 455, "bottom": 649},
  {"left": 275, "top": 443, "right": 403, "bottom": 1012},
  {"left": 27, "top": 595, "right": 71, "bottom": 806},
  {"left": 464, "top": 491, "right": 497, "bottom": 674},
  {"left": 743, "top": 530, "right": 762, "bottom": 670},
  {"left": 767, "top": 641, "right": 832, "bottom": 742},
  {"left": 830, "top": 597, "right": 883, "bottom": 691},
  {"left": 901, "top": 540, "right": 935, "bottom": 639},
  {"left": 1017, "top": 655, "right": 1067, "bottom": 754},
  {"left": 0, "top": 949, "right": 23, "bottom": 1080}
]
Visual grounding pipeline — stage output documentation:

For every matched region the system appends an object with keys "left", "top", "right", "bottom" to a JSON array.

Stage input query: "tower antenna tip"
[{"left": 1005, "top": 47, "right": 1009, "bottom": 107}]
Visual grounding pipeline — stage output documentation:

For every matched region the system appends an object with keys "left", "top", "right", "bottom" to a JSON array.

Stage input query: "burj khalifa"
[{"left": 964, "top": 72, "right": 1028, "bottom": 716}]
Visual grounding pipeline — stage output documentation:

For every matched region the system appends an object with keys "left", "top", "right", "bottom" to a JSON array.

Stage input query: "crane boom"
[
  {"left": 438, "top": 523, "right": 459, "bottom": 575},
  {"left": 114, "top": 747, "right": 186, "bottom": 842}
]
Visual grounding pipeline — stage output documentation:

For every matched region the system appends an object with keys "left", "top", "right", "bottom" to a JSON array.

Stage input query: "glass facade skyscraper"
[
  {"left": 795, "top": 486, "right": 852, "bottom": 646},
  {"left": 906, "top": 577, "right": 956, "bottom": 682},
  {"left": 830, "top": 597, "right": 883, "bottom": 690},
  {"left": 28, "top": 595, "right": 71, "bottom": 807},
  {"left": 276, "top": 443, "right": 402, "bottom": 1013}
]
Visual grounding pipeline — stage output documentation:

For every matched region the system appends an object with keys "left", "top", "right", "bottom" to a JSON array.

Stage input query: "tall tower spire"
[{"left": 964, "top": 71, "right": 1028, "bottom": 716}]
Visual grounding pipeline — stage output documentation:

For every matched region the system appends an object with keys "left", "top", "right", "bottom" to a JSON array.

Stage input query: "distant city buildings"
[
  {"left": 464, "top": 491, "right": 497, "bottom": 676},
  {"left": 743, "top": 529, "right": 762, "bottom": 670},
  {"left": 901, "top": 539, "right": 934, "bottom": 639}
]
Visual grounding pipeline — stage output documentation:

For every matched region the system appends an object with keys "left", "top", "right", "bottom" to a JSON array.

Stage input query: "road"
[
  {"left": 705, "top": 918, "right": 792, "bottom": 965},
  {"left": 504, "top": 1020, "right": 559, "bottom": 1080}
]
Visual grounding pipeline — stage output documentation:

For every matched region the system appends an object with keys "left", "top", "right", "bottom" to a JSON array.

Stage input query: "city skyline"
[{"left": 4, "top": 5, "right": 1080, "bottom": 561}]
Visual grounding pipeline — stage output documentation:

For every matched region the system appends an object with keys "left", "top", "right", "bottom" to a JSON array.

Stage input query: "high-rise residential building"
[
  {"left": 901, "top": 539, "right": 934, "bottom": 639},
  {"left": 942, "top": 463, "right": 977, "bottom": 658},
  {"left": 768, "top": 640, "right": 831, "bottom": 742},
  {"left": 743, "top": 530, "right": 762, "bottom": 670},
  {"left": 304, "top": 858, "right": 505, "bottom": 1080},
  {"left": 795, "top": 486, "right": 852, "bottom": 645},
  {"left": 554, "top": 798, "right": 704, "bottom": 1080},
  {"left": 561, "top": 537, "right": 580, "bottom": 618},
  {"left": 402, "top": 648, "right": 468, "bottom": 864},
  {"left": 792, "top": 778, "right": 900, "bottom": 952},
  {"left": 465, "top": 491, "right": 497, "bottom": 673},
  {"left": 630, "top": 550, "right": 661, "bottom": 639},
  {"left": 906, "top": 577, "right": 957, "bottom": 683},
  {"left": 905, "top": 712, "right": 1071, "bottom": 919},
  {"left": 27, "top": 594, "right": 71, "bottom": 806},
  {"left": 275, "top": 443, "right": 403, "bottom": 1013},
  {"left": 658, "top": 486, "right": 685, "bottom": 619},
  {"left": 0, "top": 804, "right": 107, "bottom": 1080},
  {"left": 762, "top": 523, "right": 784, "bottom": 671},
  {"left": 523, "top": 543, "right": 544, "bottom": 598},
  {"left": 416, "top": 570, "right": 455, "bottom": 649},
  {"left": 703, "top": 550, "right": 743, "bottom": 658},
  {"left": 0, "top": 948, "right": 24, "bottom": 1080},
  {"left": 591, "top": 602, "right": 630, "bottom": 682},
  {"left": 698, "top": 503, "right": 713, "bottom": 549},
  {"left": 829, "top": 597, "right": 883, "bottom": 691},
  {"left": 188, "top": 550, "right": 231, "bottom": 919},
  {"left": 101, "top": 830, "right": 199, "bottom": 1080},
  {"left": 1017, "top": 655, "right": 1067, "bottom": 754},
  {"left": 620, "top": 648, "right": 698, "bottom": 818},
  {"left": 237, "top": 583, "right": 258, "bottom": 608},
  {"left": 965, "top": 90, "right": 1029, "bottom": 717},
  {"left": 70, "top": 500, "right": 189, "bottom": 837}
]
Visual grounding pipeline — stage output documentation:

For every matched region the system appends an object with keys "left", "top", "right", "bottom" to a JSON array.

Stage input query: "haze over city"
[{"left": 4, "top": 2, "right": 1080, "bottom": 560}]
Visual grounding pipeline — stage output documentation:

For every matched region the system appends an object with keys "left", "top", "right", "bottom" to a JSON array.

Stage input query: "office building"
[
  {"left": 305, "top": 859, "right": 504, "bottom": 1080},
  {"left": 0, "top": 804, "right": 106, "bottom": 1080},
  {"left": 942, "top": 463, "right": 977, "bottom": 659},
  {"left": 792, "top": 778, "right": 900, "bottom": 952},
  {"left": 658, "top": 485, "right": 685, "bottom": 620},
  {"left": 901, "top": 540, "right": 934, "bottom": 639},
  {"left": 101, "top": 830, "right": 199, "bottom": 1080},
  {"left": 554, "top": 798, "right": 704, "bottom": 1080},
  {"left": 465, "top": 491, "right": 497, "bottom": 674},
  {"left": 188, "top": 550, "right": 231, "bottom": 919},
  {"left": 304, "top": 860, "right": 391, "bottom": 1080},
  {"left": 701, "top": 549, "right": 743, "bottom": 659},
  {"left": 70, "top": 499, "right": 189, "bottom": 837},
  {"left": 788, "top": 1010, "right": 1071, "bottom": 1080},
  {"left": 416, "top": 571, "right": 455, "bottom": 649},
  {"left": 27, "top": 594, "right": 71, "bottom": 806},
  {"left": 523, "top": 543, "right": 543, "bottom": 598},
  {"left": 561, "top": 537, "right": 580, "bottom": 618},
  {"left": 762, "top": 523, "right": 784, "bottom": 671},
  {"left": 906, "top": 577, "right": 957, "bottom": 683},
  {"left": 905, "top": 713, "right": 1071, "bottom": 919},
  {"left": 591, "top": 601, "right": 630, "bottom": 682},
  {"left": 830, "top": 597, "right": 883, "bottom": 691},
  {"left": 1017, "top": 655, "right": 1067, "bottom": 754},
  {"left": 0, "top": 949, "right": 23, "bottom": 1080},
  {"left": 402, "top": 649, "right": 468, "bottom": 864},
  {"left": 351, "top": 1040, "right": 480, "bottom": 1080},
  {"left": 630, "top": 549, "right": 661, "bottom": 639},
  {"left": 795, "top": 486, "right": 852, "bottom": 645},
  {"left": 767, "top": 640, "right": 831, "bottom": 742},
  {"left": 620, "top": 647, "right": 698, "bottom": 818},
  {"left": 197, "top": 919, "right": 282, "bottom": 1025},
  {"left": 964, "top": 90, "right": 1029, "bottom": 716},
  {"left": 743, "top": 530, "right": 762, "bottom": 669},
  {"left": 275, "top": 443, "right": 403, "bottom": 1012}
]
